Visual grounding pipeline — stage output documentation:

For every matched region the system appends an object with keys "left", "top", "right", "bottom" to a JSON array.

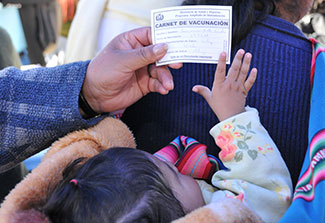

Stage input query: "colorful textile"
[
  {"left": 155, "top": 107, "right": 292, "bottom": 222},
  {"left": 154, "top": 135, "right": 226, "bottom": 181},
  {"left": 280, "top": 39, "right": 325, "bottom": 222}
]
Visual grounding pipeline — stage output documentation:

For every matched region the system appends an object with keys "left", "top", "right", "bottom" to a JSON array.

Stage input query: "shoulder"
[{"left": 249, "top": 13, "right": 312, "bottom": 52}]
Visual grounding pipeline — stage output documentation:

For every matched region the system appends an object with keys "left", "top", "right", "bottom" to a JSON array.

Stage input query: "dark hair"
[
  {"left": 43, "top": 148, "right": 185, "bottom": 223},
  {"left": 182, "top": 0, "right": 277, "bottom": 46}
]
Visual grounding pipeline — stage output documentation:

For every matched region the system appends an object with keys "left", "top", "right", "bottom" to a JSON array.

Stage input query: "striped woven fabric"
[
  {"left": 154, "top": 136, "right": 226, "bottom": 181},
  {"left": 280, "top": 39, "right": 325, "bottom": 222}
]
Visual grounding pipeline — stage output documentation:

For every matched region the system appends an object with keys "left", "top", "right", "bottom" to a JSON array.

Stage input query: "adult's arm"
[
  {"left": 0, "top": 61, "right": 101, "bottom": 173},
  {"left": 0, "top": 27, "right": 181, "bottom": 172}
]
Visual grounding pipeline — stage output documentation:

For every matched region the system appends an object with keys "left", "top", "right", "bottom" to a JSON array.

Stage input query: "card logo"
[{"left": 156, "top": 14, "right": 164, "bottom": 21}]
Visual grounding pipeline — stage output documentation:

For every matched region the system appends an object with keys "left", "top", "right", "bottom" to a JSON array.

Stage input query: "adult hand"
[{"left": 82, "top": 27, "right": 182, "bottom": 114}]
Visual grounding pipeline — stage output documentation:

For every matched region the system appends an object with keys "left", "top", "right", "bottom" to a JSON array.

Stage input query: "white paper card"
[{"left": 151, "top": 5, "right": 232, "bottom": 66}]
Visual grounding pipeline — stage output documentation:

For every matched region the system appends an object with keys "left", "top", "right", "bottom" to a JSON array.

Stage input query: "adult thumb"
[{"left": 126, "top": 43, "right": 168, "bottom": 70}]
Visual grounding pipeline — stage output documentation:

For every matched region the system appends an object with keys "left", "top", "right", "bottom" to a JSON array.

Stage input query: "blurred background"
[
  {"left": 1, "top": 0, "right": 325, "bottom": 69},
  {"left": 0, "top": 0, "right": 77, "bottom": 68},
  {"left": 297, "top": 0, "right": 325, "bottom": 45}
]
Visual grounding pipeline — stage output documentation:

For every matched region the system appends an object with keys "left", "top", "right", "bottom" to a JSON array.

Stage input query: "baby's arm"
[
  {"left": 193, "top": 50, "right": 293, "bottom": 222},
  {"left": 192, "top": 49, "right": 257, "bottom": 121},
  {"left": 208, "top": 107, "right": 292, "bottom": 222}
]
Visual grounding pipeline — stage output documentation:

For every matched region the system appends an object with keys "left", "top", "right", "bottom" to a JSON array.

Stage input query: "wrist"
[
  {"left": 79, "top": 89, "right": 100, "bottom": 119},
  {"left": 217, "top": 108, "right": 246, "bottom": 122}
]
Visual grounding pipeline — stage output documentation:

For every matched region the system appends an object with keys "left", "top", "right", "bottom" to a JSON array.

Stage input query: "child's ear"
[{"left": 11, "top": 209, "right": 50, "bottom": 223}]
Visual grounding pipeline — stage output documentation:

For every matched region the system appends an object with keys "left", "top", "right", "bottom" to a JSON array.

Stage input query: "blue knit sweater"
[
  {"left": 0, "top": 61, "right": 102, "bottom": 172},
  {"left": 122, "top": 14, "right": 312, "bottom": 186}
]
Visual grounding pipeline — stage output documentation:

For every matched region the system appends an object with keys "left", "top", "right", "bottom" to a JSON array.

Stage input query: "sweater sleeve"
[
  {"left": 0, "top": 62, "right": 104, "bottom": 172},
  {"left": 208, "top": 107, "right": 293, "bottom": 222}
]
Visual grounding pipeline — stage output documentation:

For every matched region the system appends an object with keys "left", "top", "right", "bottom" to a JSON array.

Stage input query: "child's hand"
[{"left": 192, "top": 49, "right": 257, "bottom": 121}]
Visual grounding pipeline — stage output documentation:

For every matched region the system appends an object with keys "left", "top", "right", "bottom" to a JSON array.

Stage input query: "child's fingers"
[
  {"left": 192, "top": 85, "right": 212, "bottom": 102},
  {"left": 214, "top": 52, "right": 227, "bottom": 85},
  {"left": 226, "top": 49, "right": 245, "bottom": 82},
  {"left": 244, "top": 68, "right": 258, "bottom": 93},
  {"left": 237, "top": 52, "right": 252, "bottom": 84}
]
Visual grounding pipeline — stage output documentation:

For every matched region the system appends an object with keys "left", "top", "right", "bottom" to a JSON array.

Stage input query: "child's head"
[{"left": 43, "top": 147, "right": 204, "bottom": 223}]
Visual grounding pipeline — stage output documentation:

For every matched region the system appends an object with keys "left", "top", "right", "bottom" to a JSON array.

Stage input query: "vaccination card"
[{"left": 151, "top": 5, "right": 232, "bottom": 66}]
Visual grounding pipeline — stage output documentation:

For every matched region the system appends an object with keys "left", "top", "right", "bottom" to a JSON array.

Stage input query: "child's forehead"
[{"left": 150, "top": 154, "right": 180, "bottom": 179}]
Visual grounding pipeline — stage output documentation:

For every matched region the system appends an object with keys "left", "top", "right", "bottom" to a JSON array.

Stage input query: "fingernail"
[
  {"left": 161, "top": 87, "right": 169, "bottom": 95},
  {"left": 164, "top": 81, "right": 173, "bottom": 91},
  {"left": 239, "top": 49, "right": 245, "bottom": 55},
  {"left": 153, "top": 43, "right": 168, "bottom": 56},
  {"left": 245, "top": 53, "right": 252, "bottom": 59}
]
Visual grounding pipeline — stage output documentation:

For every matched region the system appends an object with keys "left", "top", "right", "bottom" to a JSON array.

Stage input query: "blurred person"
[
  {"left": 0, "top": 2, "right": 28, "bottom": 65},
  {"left": 298, "top": 0, "right": 325, "bottom": 44},
  {"left": 65, "top": 0, "right": 183, "bottom": 63},
  {"left": 0, "top": 27, "right": 20, "bottom": 69},
  {"left": 58, "top": 0, "right": 77, "bottom": 24},
  {"left": 0, "top": 26, "right": 27, "bottom": 203},
  {"left": 1, "top": 0, "right": 61, "bottom": 66}
]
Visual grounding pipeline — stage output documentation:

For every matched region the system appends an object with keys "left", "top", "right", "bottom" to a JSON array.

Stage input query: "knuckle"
[
  {"left": 138, "top": 48, "right": 150, "bottom": 63},
  {"left": 226, "top": 83, "right": 234, "bottom": 90},
  {"left": 230, "top": 82, "right": 240, "bottom": 91},
  {"left": 151, "top": 66, "right": 162, "bottom": 78},
  {"left": 123, "top": 32, "right": 133, "bottom": 45},
  {"left": 247, "top": 78, "right": 254, "bottom": 85},
  {"left": 233, "top": 66, "right": 240, "bottom": 72},
  {"left": 218, "top": 66, "right": 226, "bottom": 73}
]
